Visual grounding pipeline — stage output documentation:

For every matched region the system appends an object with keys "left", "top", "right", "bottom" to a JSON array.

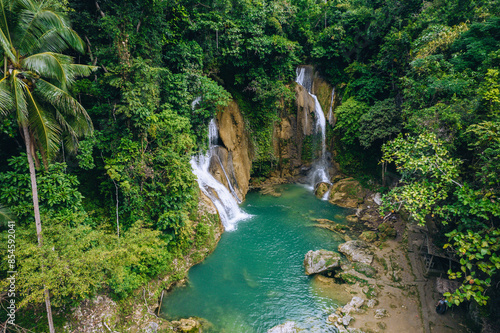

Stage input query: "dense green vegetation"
[{"left": 0, "top": 0, "right": 499, "bottom": 331}]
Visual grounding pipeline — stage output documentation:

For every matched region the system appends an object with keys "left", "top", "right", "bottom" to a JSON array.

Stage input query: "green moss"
[
  {"left": 353, "top": 262, "right": 377, "bottom": 278},
  {"left": 336, "top": 271, "right": 368, "bottom": 285},
  {"left": 301, "top": 135, "right": 314, "bottom": 162},
  {"left": 378, "top": 222, "right": 396, "bottom": 240},
  {"left": 363, "top": 285, "right": 378, "bottom": 299},
  {"left": 375, "top": 255, "right": 388, "bottom": 272}
]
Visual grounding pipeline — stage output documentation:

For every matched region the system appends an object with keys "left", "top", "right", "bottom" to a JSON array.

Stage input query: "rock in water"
[
  {"left": 303, "top": 250, "right": 341, "bottom": 275},
  {"left": 314, "top": 182, "right": 329, "bottom": 198},
  {"left": 171, "top": 318, "right": 201, "bottom": 332},
  {"left": 328, "top": 178, "right": 367, "bottom": 208},
  {"left": 338, "top": 240, "right": 373, "bottom": 265},
  {"left": 267, "top": 321, "right": 299, "bottom": 333}
]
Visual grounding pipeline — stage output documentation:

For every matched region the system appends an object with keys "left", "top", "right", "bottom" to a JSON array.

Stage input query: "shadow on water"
[{"left": 161, "top": 184, "right": 351, "bottom": 332}]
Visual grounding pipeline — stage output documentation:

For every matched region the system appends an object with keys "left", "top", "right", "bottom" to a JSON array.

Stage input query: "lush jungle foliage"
[{"left": 0, "top": 0, "right": 499, "bottom": 331}]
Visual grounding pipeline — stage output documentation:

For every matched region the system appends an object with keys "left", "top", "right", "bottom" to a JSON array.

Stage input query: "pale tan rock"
[
  {"left": 328, "top": 178, "right": 367, "bottom": 208},
  {"left": 338, "top": 240, "right": 374, "bottom": 265},
  {"left": 216, "top": 101, "right": 251, "bottom": 199},
  {"left": 304, "top": 249, "right": 341, "bottom": 275},
  {"left": 172, "top": 318, "right": 201, "bottom": 332}
]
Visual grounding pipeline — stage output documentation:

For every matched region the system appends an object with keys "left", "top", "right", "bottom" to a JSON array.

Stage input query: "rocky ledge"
[
  {"left": 303, "top": 249, "right": 342, "bottom": 275},
  {"left": 338, "top": 240, "right": 374, "bottom": 265}
]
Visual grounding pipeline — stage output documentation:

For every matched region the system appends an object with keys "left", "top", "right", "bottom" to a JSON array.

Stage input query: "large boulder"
[
  {"left": 342, "top": 296, "right": 365, "bottom": 315},
  {"left": 377, "top": 222, "right": 396, "bottom": 240},
  {"left": 304, "top": 250, "right": 341, "bottom": 275},
  {"left": 314, "top": 182, "right": 330, "bottom": 199},
  {"left": 328, "top": 178, "right": 367, "bottom": 208},
  {"left": 359, "top": 231, "right": 377, "bottom": 243},
  {"left": 267, "top": 321, "right": 299, "bottom": 333},
  {"left": 171, "top": 318, "right": 201, "bottom": 332},
  {"left": 338, "top": 240, "right": 373, "bottom": 265}
]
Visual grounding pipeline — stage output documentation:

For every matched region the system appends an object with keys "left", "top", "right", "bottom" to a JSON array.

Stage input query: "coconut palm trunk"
[
  {"left": 22, "top": 124, "right": 55, "bottom": 333},
  {"left": 1, "top": 2, "right": 96, "bottom": 331}
]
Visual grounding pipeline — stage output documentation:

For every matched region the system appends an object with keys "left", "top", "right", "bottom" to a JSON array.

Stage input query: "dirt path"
[
  {"left": 407, "top": 225, "right": 469, "bottom": 333},
  {"left": 314, "top": 224, "right": 469, "bottom": 333}
]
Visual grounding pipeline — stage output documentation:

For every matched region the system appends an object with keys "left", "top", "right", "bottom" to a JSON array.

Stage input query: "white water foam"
[
  {"left": 295, "top": 67, "right": 331, "bottom": 188},
  {"left": 327, "top": 87, "right": 335, "bottom": 125},
  {"left": 190, "top": 117, "right": 250, "bottom": 231}
]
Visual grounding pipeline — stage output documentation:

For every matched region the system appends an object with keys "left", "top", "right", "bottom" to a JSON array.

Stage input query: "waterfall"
[
  {"left": 295, "top": 67, "right": 331, "bottom": 189},
  {"left": 208, "top": 120, "right": 243, "bottom": 204},
  {"left": 190, "top": 117, "right": 250, "bottom": 231},
  {"left": 191, "top": 96, "right": 202, "bottom": 110},
  {"left": 327, "top": 87, "right": 335, "bottom": 125}
]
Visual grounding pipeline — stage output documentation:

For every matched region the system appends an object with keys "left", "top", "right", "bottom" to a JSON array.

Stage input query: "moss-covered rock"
[
  {"left": 335, "top": 271, "right": 367, "bottom": 284},
  {"left": 338, "top": 240, "right": 374, "bottom": 265},
  {"left": 359, "top": 231, "right": 377, "bottom": 243},
  {"left": 304, "top": 249, "right": 341, "bottom": 275},
  {"left": 328, "top": 178, "right": 367, "bottom": 208},
  {"left": 346, "top": 215, "right": 358, "bottom": 223},
  {"left": 377, "top": 222, "right": 396, "bottom": 240},
  {"left": 172, "top": 318, "right": 201, "bottom": 332},
  {"left": 353, "top": 262, "right": 377, "bottom": 278},
  {"left": 314, "top": 182, "right": 329, "bottom": 199}
]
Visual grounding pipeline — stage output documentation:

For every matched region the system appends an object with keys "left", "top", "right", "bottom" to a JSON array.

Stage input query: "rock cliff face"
[
  {"left": 215, "top": 100, "right": 252, "bottom": 200},
  {"left": 273, "top": 66, "right": 337, "bottom": 177},
  {"left": 208, "top": 67, "right": 338, "bottom": 199}
]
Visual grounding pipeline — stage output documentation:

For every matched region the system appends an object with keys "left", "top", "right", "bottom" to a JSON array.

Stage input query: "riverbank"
[
  {"left": 253, "top": 175, "right": 470, "bottom": 333},
  {"left": 62, "top": 194, "right": 224, "bottom": 332},
  {"left": 309, "top": 208, "right": 469, "bottom": 333}
]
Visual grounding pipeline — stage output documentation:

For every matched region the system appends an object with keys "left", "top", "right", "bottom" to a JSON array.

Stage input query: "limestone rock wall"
[
  {"left": 273, "top": 67, "right": 337, "bottom": 176},
  {"left": 207, "top": 67, "right": 338, "bottom": 194},
  {"left": 215, "top": 100, "right": 252, "bottom": 200}
]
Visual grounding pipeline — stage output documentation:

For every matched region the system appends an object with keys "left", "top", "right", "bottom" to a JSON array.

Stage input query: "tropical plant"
[{"left": 0, "top": 0, "right": 95, "bottom": 331}]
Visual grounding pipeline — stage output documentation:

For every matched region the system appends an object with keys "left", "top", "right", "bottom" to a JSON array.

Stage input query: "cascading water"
[
  {"left": 295, "top": 67, "right": 331, "bottom": 191},
  {"left": 190, "top": 118, "right": 250, "bottom": 231},
  {"left": 327, "top": 87, "right": 335, "bottom": 125}
]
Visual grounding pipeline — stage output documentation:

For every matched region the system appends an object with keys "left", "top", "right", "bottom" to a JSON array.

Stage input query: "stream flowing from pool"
[{"left": 161, "top": 184, "right": 350, "bottom": 332}]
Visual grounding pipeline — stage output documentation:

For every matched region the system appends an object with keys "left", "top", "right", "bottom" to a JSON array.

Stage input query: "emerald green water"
[{"left": 161, "top": 184, "right": 350, "bottom": 332}]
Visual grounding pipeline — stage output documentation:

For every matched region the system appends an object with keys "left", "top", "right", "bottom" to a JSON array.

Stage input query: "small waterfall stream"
[
  {"left": 327, "top": 87, "right": 335, "bottom": 125},
  {"left": 190, "top": 118, "right": 250, "bottom": 231},
  {"left": 295, "top": 67, "right": 331, "bottom": 190}
]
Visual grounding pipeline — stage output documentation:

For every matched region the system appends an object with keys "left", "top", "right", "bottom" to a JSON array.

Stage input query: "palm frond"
[
  {"left": 61, "top": 63, "right": 97, "bottom": 87},
  {"left": 35, "top": 78, "right": 93, "bottom": 130},
  {"left": 0, "top": 204, "right": 13, "bottom": 226},
  {"left": 55, "top": 106, "right": 93, "bottom": 137},
  {"left": 12, "top": 70, "right": 29, "bottom": 126},
  {"left": 0, "top": 25, "right": 15, "bottom": 61},
  {"left": 0, "top": 0, "right": 14, "bottom": 48},
  {"left": 24, "top": 81, "right": 61, "bottom": 157},
  {"left": 30, "top": 27, "right": 85, "bottom": 54},
  {"left": 61, "top": 131, "right": 78, "bottom": 155},
  {"left": 54, "top": 108, "right": 78, "bottom": 139},
  {"left": 22, "top": 52, "right": 71, "bottom": 87},
  {"left": 0, "top": 77, "right": 14, "bottom": 116},
  {"left": 17, "top": 2, "right": 77, "bottom": 55}
]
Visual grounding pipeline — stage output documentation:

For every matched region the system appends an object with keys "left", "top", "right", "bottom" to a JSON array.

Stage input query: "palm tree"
[{"left": 0, "top": 0, "right": 95, "bottom": 331}]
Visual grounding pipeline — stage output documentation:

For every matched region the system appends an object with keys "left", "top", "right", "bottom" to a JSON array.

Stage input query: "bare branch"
[{"left": 95, "top": 1, "right": 105, "bottom": 18}]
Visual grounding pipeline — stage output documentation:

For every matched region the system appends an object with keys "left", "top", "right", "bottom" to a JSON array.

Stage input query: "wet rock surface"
[
  {"left": 338, "top": 240, "right": 373, "bottom": 265},
  {"left": 217, "top": 100, "right": 251, "bottom": 199},
  {"left": 171, "top": 318, "right": 201, "bottom": 332},
  {"left": 304, "top": 249, "right": 341, "bottom": 275},
  {"left": 328, "top": 178, "right": 367, "bottom": 208}
]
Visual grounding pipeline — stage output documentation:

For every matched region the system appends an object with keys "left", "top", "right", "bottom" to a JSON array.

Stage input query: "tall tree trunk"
[{"left": 22, "top": 125, "right": 55, "bottom": 333}]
